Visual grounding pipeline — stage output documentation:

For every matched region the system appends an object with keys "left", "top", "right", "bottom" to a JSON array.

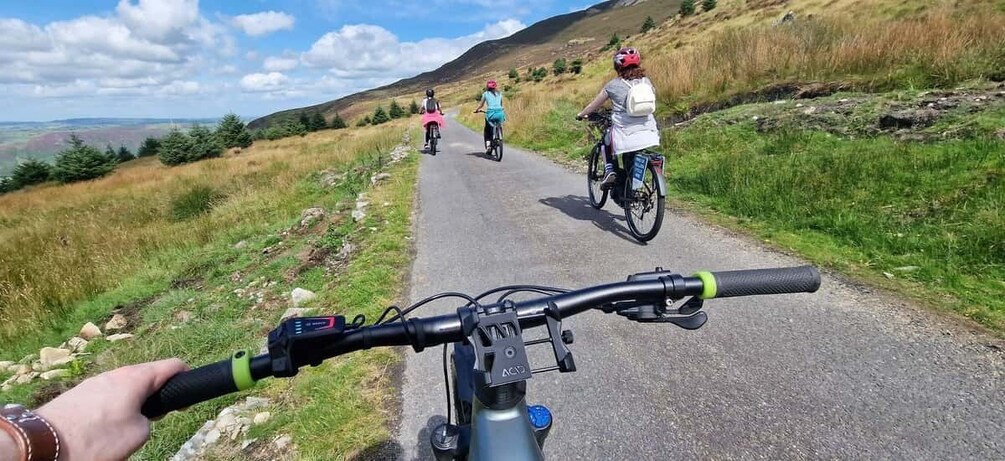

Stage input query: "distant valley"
[{"left": 0, "top": 117, "right": 229, "bottom": 174}]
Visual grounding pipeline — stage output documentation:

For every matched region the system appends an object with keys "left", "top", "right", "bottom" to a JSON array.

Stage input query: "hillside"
[{"left": 248, "top": 0, "right": 679, "bottom": 129}]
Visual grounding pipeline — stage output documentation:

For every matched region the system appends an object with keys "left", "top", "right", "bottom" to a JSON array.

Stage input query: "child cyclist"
[
  {"left": 473, "top": 80, "right": 505, "bottom": 154},
  {"left": 576, "top": 48, "right": 659, "bottom": 187},
  {"left": 420, "top": 88, "right": 445, "bottom": 150}
]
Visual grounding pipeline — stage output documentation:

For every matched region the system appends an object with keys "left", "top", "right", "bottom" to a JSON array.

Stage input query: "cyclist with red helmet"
[
  {"left": 577, "top": 47, "right": 660, "bottom": 187},
  {"left": 473, "top": 79, "right": 505, "bottom": 154}
]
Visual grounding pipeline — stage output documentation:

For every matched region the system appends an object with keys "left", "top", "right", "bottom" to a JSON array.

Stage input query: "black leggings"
[{"left": 484, "top": 121, "right": 498, "bottom": 144}]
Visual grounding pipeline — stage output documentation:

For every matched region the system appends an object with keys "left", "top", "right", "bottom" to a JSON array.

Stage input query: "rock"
[
  {"left": 299, "top": 207, "right": 326, "bottom": 228},
  {"left": 336, "top": 242, "right": 354, "bottom": 260},
  {"left": 40, "top": 369, "right": 69, "bottom": 380},
  {"left": 253, "top": 412, "right": 271, "bottom": 425},
  {"left": 0, "top": 361, "right": 13, "bottom": 371},
  {"left": 215, "top": 413, "right": 237, "bottom": 431},
  {"left": 12, "top": 364, "right": 30, "bottom": 376},
  {"left": 233, "top": 240, "right": 248, "bottom": 249},
  {"left": 280, "top": 308, "right": 314, "bottom": 321},
  {"left": 39, "top": 347, "right": 72, "bottom": 369},
  {"left": 79, "top": 322, "right": 102, "bottom": 340},
  {"left": 351, "top": 209, "right": 366, "bottom": 222},
  {"left": 105, "top": 314, "right": 128, "bottom": 331},
  {"left": 107, "top": 333, "right": 135, "bottom": 342},
  {"left": 291, "top": 288, "right": 317, "bottom": 307},
  {"left": 802, "top": 106, "right": 817, "bottom": 115},
  {"left": 274, "top": 435, "right": 292, "bottom": 450},
  {"left": 66, "top": 337, "right": 88, "bottom": 352},
  {"left": 241, "top": 439, "right": 258, "bottom": 450},
  {"left": 878, "top": 109, "right": 939, "bottom": 129},
  {"left": 893, "top": 266, "right": 921, "bottom": 272},
  {"left": 205, "top": 429, "right": 221, "bottom": 445},
  {"left": 244, "top": 396, "right": 271, "bottom": 409},
  {"left": 16, "top": 372, "right": 40, "bottom": 384},
  {"left": 995, "top": 128, "right": 1005, "bottom": 140},
  {"left": 883, "top": 272, "right": 895, "bottom": 279},
  {"left": 371, "top": 172, "right": 391, "bottom": 184}
]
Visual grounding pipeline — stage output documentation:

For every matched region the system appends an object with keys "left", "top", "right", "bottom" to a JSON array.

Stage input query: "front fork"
[{"left": 430, "top": 401, "right": 553, "bottom": 461}]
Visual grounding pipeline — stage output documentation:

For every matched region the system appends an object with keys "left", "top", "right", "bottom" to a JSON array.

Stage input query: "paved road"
[{"left": 394, "top": 118, "right": 1004, "bottom": 459}]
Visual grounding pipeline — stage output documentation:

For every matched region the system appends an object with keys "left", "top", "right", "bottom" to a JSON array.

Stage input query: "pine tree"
[
  {"left": 605, "top": 33, "right": 621, "bottom": 51},
  {"left": 409, "top": 100, "right": 420, "bottom": 115},
  {"left": 188, "top": 125, "right": 223, "bottom": 161},
  {"left": 308, "top": 113, "right": 326, "bottom": 131},
  {"left": 137, "top": 137, "right": 161, "bottom": 157},
  {"left": 508, "top": 68, "right": 519, "bottom": 80},
  {"left": 389, "top": 100, "right": 405, "bottom": 119},
  {"left": 680, "top": 0, "right": 696, "bottom": 16},
  {"left": 215, "top": 113, "right": 253, "bottom": 148},
  {"left": 641, "top": 16, "right": 656, "bottom": 33},
  {"left": 553, "top": 58, "right": 567, "bottom": 75},
  {"left": 10, "top": 159, "right": 51, "bottom": 188},
  {"left": 158, "top": 130, "right": 192, "bottom": 166},
  {"left": 52, "top": 135, "right": 117, "bottom": 182},
  {"left": 570, "top": 58, "right": 584, "bottom": 74},
  {"left": 283, "top": 118, "right": 308, "bottom": 137},
  {"left": 117, "top": 146, "right": 135, "bottom": 163},
  {"left": 0, "top": 177, "right": 14, "bottom": 194},
  {"left": 372, "top": 106, "right": 390, "bottom": 125},
  {"left": 298, "top": 113, "right": 311, "bottom": 131},
  {"left": 702, "top": 0, "right": 716, "bottom": 11},
  {"left": 105, "top": 144, "right": 117, "bottom": 162},
  {"left": 331, "top": 113, "right": 348, "bottom": 129}
]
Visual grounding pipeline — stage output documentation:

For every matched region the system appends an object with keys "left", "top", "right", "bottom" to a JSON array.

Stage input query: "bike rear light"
[{"left": 527, "top": 405, "right": 552, "bottom": 429}]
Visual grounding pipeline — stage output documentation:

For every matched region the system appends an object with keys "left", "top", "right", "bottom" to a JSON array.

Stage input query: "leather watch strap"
[{"left": 0, "top": 405, "right": 60, "bottom": 461}]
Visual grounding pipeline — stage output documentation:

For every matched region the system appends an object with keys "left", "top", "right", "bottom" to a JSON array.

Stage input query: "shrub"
[
  {"left": 532, "top": 67, "right": 548, "bottom": 82},
  {"left": 553, "top": 58, "right": 567, "bottom": 75},
  {"left": 137, "top": 137, "right": 161, "bottom": 157},
  {"left": 409, "top": 100, "right": 420, "bottom": 115},
  {"left": 604, "top": 33, "right": 621, "bottom": 51},
  {"left": 702, "top": 0, "right": 716, "bottom": 11},
  {"left": 216, "top": 113, "right": 253, "bottom": 149},
  {"left": 642, "top": 16, "right": 656, "bottom": 33},
  {"left": 170, "top": 185, "right": 225, "bottom": 221},
  {"left": 508, "top": 68, "right": 519, "bottom": 80},
  {"left": 0, "top": 177, "right": 14, "bottom": 194},
  {"left": 680, "top": 0, "right": 696, "bottom": 16},
  {"left": 356, "top": 118, "right": 369, "bottom": 127},
  {"left": 158, "top": 129, "right": 193, "bottom": 166},
  {"left": 11, "top": 159, "right": 51, "bottom": 188},
  {"left": 283, "top": 118, "right": 308, "bottom": 137},
  {"left": 309, "top": 113, "right": 327, "bottom": 131},
  {"left": 52, "top": 135, "right": 117, "bottom": 183}
]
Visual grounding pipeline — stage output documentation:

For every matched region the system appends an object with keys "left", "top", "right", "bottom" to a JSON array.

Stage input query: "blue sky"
[{"left": 0, "top": 0, "right": 594, "bottom": 121}]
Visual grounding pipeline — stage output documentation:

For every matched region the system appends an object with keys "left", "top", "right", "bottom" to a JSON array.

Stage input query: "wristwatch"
[{"left": 0, "top": 405, "right": 60, "bottom": 461}]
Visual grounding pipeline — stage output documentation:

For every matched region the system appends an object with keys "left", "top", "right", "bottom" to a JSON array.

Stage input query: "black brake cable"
[
  {"left": 442, "top": 344, "right": 451, "bottom": 426},
  {"left": 380, "top": 292, "right": 481, "bottom": 325}
]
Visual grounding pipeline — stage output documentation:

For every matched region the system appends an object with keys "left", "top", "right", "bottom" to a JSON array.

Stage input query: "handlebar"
[{"left": 140, "top": 266, "right": 820, "bottom": 418}]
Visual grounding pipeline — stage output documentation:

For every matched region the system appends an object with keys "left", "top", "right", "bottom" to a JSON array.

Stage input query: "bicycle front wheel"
[
  {"left": 624, "top": 160, "right": 665, "bottom": 242},
  {"left": 587, "top": 144, "right": 608, "bottom": 209},
  {"left": 494, "top": 127, "right": 503, "bottom": 162}
]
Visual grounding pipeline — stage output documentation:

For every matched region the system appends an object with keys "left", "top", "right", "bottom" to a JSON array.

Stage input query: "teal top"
[{"left": 482, "top": 90, "right": 505, "bottom": 124}]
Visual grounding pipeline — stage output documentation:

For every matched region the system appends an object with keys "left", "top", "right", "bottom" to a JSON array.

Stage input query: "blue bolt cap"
[{"left": 527, "top": 404, "right": 552, "bottom": 429}]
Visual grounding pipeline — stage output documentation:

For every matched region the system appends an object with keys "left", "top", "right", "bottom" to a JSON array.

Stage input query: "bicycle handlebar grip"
[
  {"left": 695, "top": 266, "right": 821, "bottom": 299},
  {"left": 140, "top": 350, "right": 257, "bottom": 419}
]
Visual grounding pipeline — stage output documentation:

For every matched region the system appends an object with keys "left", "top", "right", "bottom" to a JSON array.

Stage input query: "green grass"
[
  {"left": 664, "top": 121, "right": 1004, "bottom": 329},
  {"left": 0, "top": 129, "right": 420, "bottom": 460}
]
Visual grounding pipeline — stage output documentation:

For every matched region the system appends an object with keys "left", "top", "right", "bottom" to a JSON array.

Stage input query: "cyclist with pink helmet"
[
  {"left": 473, "top": 79, "right": 505, "bottom": 154},
  {"left": 577, "top": 47, "right": 660, "bottom": 187}
]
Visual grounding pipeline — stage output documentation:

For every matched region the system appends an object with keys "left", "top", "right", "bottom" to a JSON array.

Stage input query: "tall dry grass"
[
  {"left": 648, "top": 11, "right": 1005, "bottom": 107},
  {"left": 0, "top": 126, "right": 401, "bottom": 339}
]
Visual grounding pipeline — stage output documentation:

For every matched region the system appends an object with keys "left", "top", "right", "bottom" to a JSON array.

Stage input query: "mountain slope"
[{"left": 248, "top": 0, "right": 678, "bottom": 129}]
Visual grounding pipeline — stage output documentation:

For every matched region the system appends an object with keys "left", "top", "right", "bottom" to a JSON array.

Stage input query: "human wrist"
[{"left": 0, "top": 430, "right": 18, "bottom": 461}]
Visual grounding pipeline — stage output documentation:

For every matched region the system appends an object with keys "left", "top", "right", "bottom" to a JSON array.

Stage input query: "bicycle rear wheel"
[
  {"left": 494, "top": 126, "right": 503, "bottom": 162},
  {"left": 587, "top": 144, "right": 608, "bottom": 209},
  {"left": 624, "top": 160, "right": 665, "bottom": 242},
  {"left": 430, "top": 126, "right": 438, "bottom": 155}
]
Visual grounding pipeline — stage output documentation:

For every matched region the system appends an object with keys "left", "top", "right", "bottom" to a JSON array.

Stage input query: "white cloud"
[
  {"left": 116, "top": 0, "right": 200, "bottom": 42},
  {"left": 301, "top": 19, "right": 525, "bottom": 78},
  {"left": 240, "top": 72, "right": 290, "bottom": 92},
  {"left": 264, "top": 55, "right": 299, "bottom": 72},
  {"left": 231, "top": 11, "right": 295, "bottom": 37}
]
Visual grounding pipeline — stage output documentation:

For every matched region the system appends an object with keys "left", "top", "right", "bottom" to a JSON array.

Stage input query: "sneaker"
[
  {"left": 600, "top": 171, "right": 617, "bottom": 189},
  {"left": 485, "top": 141, "right": 493, "bottom": 154},
  {"left": 423, "top": 143, "right": 429, "bottom": 150}
]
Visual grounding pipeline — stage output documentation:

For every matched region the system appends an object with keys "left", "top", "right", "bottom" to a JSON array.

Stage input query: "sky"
[{"left": 0, "top": 0, "right": 596, "bottom": 121}]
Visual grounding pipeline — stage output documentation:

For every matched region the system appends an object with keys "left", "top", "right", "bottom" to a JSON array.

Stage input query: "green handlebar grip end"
[
  {"left": 231, "top": 350, "right": 256, "bottom": 391},
  {"left": 694, "top": 271, "right": 717, "bottom": 299}
]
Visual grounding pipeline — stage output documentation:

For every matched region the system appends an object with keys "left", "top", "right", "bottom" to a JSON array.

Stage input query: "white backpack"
[{"left": 622, "top": 78, "right": 656, "bottom": 117}]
